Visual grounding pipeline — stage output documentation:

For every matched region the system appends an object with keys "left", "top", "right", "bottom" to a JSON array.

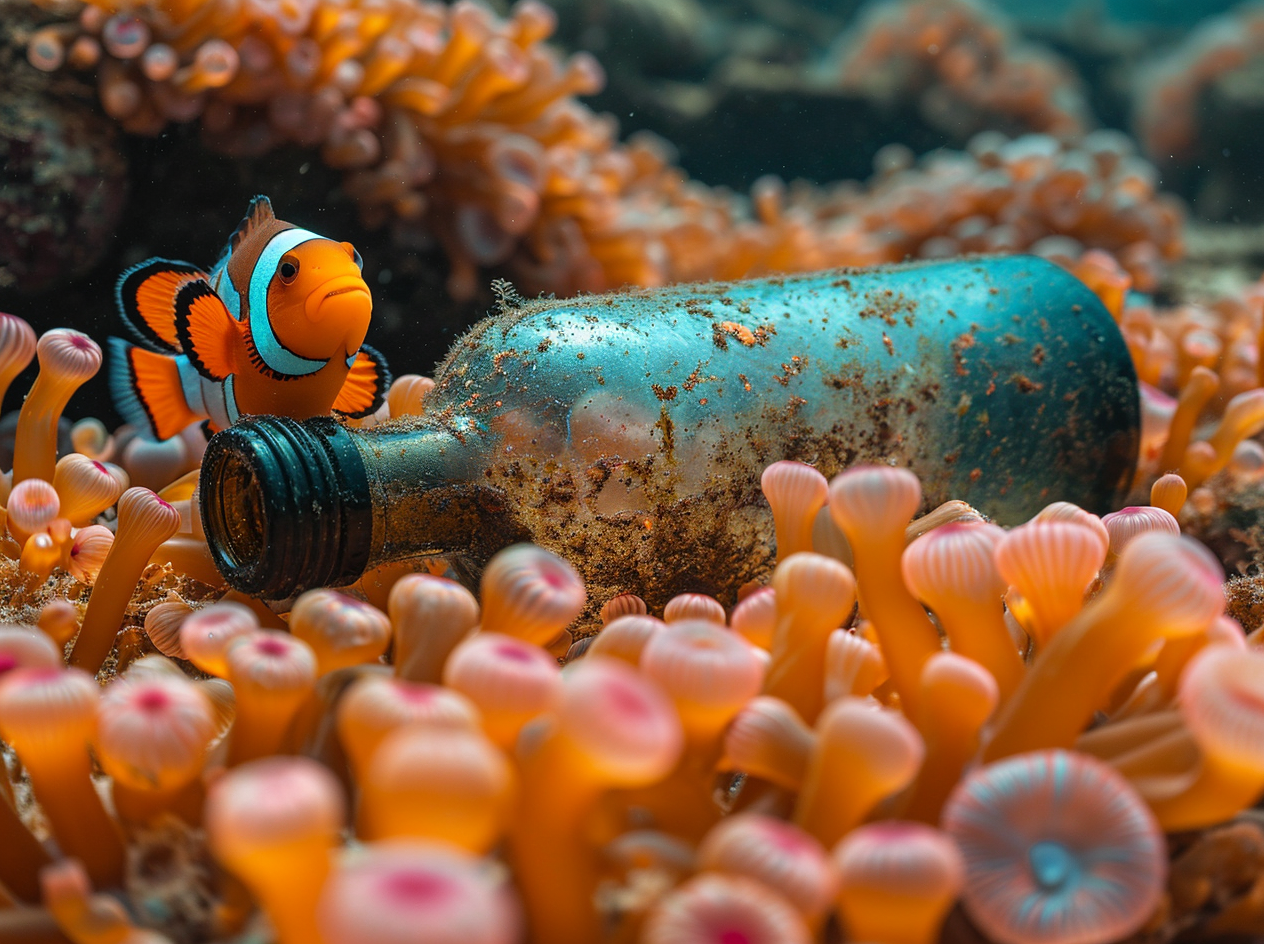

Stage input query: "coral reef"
[
  {"left": 827, "top": 0, "right": 1093, "bottom": 139},
  {"left": 19, "top": 0, "right": 1183, "bottom": 301}
]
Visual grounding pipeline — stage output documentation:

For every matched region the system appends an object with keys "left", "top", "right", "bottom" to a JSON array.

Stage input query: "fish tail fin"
[{"left": 108, "top": 337, "right": 201, "bottom": 441}]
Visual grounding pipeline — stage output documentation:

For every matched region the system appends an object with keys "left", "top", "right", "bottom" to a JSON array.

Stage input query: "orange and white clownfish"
[{"left": 108, "top": 195, "right": 390, "bottom": 440}]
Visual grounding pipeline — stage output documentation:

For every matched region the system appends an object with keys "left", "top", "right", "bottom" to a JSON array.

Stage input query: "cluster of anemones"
[
  {"left": 1131, "top": 2, "right": 1264, "bottom": 160},
  {"left": 22, "top": 0, "right": 1185, "bottom": 300},
  {"left": 759, "top": 129, "right": 1184, "bottom": 294},
  {"left": 1060, "top": 247, "right": 1264, "bottom": 510},
  {"left": 0, "top": 305, "right": 1261, "bottom": 942},
  {"left": 825, "top": 0, "right": 1092, "bottom": 140}
]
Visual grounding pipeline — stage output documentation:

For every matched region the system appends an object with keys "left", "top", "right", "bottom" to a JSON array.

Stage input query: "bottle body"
[{"left": 201, "top": 255, "right": 1139, "bottom": 607}]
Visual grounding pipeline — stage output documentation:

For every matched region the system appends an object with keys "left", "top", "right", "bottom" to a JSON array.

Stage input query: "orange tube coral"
[
  {"left": 289, "top": 589, "right": 391, "bottom": 676},
  {"left": 943, "top": 750, "right": 1165, "bottom": 944},
  {"left": 223, "top": 630, "right": 318, "bottom": 765},
  {"left": 478, "top": 542, "right": 586, "bottom": 646},
  {"left": 5, "top": 478, "right": 59, "bottom": 547},
  {"left": 142, "top": 596, "right": 192, "bottom": 660},
  {"left": 794, "top": 697, "right": 924, "bottom": 848},
  {"left": 67, "top": 525, "right": 114, "bottom": 585},
  {"left": 177, "top": 601, "right": 259, "bottom": 677},
  {"left": 386, "top": 573, "right": 480, "bottom": 684},
  {"left": 994, "top": 521, "right": 1106, "bottom": 649},
  {"left": 1100, "top": 505, "right": 1180, "bottom": 562},
  {"left": 729, "top": 587, "right": 776, "bottom": 651},
  {"left": 206, "top": 756, "right": 345, "bottom": 944},
  {"left": 586, "top": 613, "right": 665, "bottom": 664},
  {"left": 358, "top": 724, "right": 514, "bottom": 852},
  {"left": 827, "top": 466, "right": 940, "bottom": 716},
  {"left": 696, "top": 813, "right": 837, "bottom": 928},
  {"left": 12, "top": 329, "right": 101, "bottom": 486},
  {"left": 95, "top": 672, "right": 216, "bottom": 824},
  {"left": 40, "top": 857, "right": 152, "bottom": 944},
  {"left": 1159, "top": 365, "right": 1219, "bottom": 473},
  {"left": 902, "top": 521, "right": 1023, "bottom": 702},
  {"left": 1143, "top": 646, "right": 1264, "bottom": 830},
  {"left": 336, "top": 673, "right": 481, "bottom": 785},
  {"left": 762, "top": 552, "right": 856, "bottom": 724},
  {"left": 983, "top": 533, "right": 1225, "bottom": 761},
  {"left": 662, "top": 593, "right": 726, "bottom": 625},
  {"left": 37, "top": 597, "right": 79, "bottom": 648},
  {"left": 1149, "top": 472, "right": 1187, "bottom": 518},
  {"left": 0, "top": 624, "right": 62, "bottom": 674},
  {"left": 52, "top": 455, "right": 124, "bottom": 527},
  {"left": 317, "top": 842, "right": 520, "bottom": 944},
  {"left": 637, "top": 619, "right": 766, "bottom": 838},
  {"left": 69, "top": 488, "right": 181, "bottom": 674},
  {"left": 508, "top": 656, "right": 682, "bottom": 944},
  {"left": 642, "top": 873, "right": 811, "bottom": 944},
  {"left": 823, "top": 629, "right": 887, "bottom": 701},
  {"left": 719, "top": 695, "right": 817, "bottom": 792},
  {"left": 0, "top": 314, "right": 36, "bottom": 413},
  {"left": 442, "top": 632, "right": 562, "bottom": 751},
  {"left": 0, "top": 667, "right": 125, "bottom": 886},
  {"left": 832, "top": 821, "right": 964, "bottom": 944},
  {"left": 601, "top": 592, "right": 648, "bottom": 624},
  {"left": 901, "top": 651, "right": 999, "bottom": 823},
  {"left": 760, "top": 460, "right": 828, "bottom": 562}
]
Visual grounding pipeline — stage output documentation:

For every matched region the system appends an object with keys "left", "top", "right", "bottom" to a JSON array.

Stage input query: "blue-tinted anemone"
[{"left": 941, "top": 749, "right": 1165, "bottom": 944}]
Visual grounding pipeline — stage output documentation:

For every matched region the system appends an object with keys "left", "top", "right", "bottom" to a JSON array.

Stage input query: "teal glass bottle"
[{"left": 199, "top": 255, "right": 1139, "bottom": 608}]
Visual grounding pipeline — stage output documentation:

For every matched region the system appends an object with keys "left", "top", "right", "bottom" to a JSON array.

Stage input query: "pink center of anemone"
[
  {"left": 539, "top": 563, "right": 570, "bottom": 590},
  {"left": 381, "top": 870, "right": 454, "bottom": 909},
  {"left": 257, "top": 638, "right": 289, "bottom": 657},
  {"left": 0, "top": 655, "right": 18, "bottom": 675},
  {"left": 398, "top": 684, "right": 435, "bottom": 704},
  {"left": 606, "top": 678, "right": 651, "bottom": 719},
  {"left": 718, "top": 930, "right": 751, "bottom": 944},
  {"left": 67, "top": 334, "right": 94, "bottom": 352},
  {"left": 136, "top": 688, "right": 171, "bottom": 713},
  {"left": 765, "top": 822, "right": 812, "bottom": 853},
  {"left": 494, "top": 643, "right": 534, "bottom": 663}
]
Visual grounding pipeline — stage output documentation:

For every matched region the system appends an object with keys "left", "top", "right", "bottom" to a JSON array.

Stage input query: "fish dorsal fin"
[
  {"left": 115, "top": 258, "right": 209, "bottom": 353},
  {"left": 332, "top": 344, "right": 392, "bottom": 418},
  {"left": 174, "top": 280, "right": 238, "bottom": 383},
  {"left": 228, "top": 195, "right": 276, "bottom": 255}
]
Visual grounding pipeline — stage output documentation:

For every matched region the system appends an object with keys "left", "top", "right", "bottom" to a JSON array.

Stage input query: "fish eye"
[{"left": 278, "top": 255, "right": 300, "bottom": 284}]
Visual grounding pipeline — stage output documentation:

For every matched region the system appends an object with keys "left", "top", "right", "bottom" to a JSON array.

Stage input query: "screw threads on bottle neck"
[{"left": 199, "top": 416, "right": 374, "bottom": 598}]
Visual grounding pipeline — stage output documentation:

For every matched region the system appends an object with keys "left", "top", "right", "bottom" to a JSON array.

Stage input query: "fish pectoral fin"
[
  {"left": 332, "top": 344, "right": 392, "bottom": 418},
  {"left": 115, "top": 258, "right": 209, "bottom": 352},
  {"left": 174, "top": 280, "right": 238, "bottom": 382},
  {"left": 107, "top": 337, "right": 199, "bottom": 441}
]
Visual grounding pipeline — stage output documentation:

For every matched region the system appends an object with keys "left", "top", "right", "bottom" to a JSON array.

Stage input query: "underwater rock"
[{"left": 0, "top": 4, "right": 128, "bottom": 293}]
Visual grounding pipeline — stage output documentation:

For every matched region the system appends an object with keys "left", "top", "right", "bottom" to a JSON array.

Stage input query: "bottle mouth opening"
[
  {"left": 199, "top": 416, "right": 373, "bottom": 599},
  {"left": 200, "top": 442, "right": 268, "bottom": 583}
]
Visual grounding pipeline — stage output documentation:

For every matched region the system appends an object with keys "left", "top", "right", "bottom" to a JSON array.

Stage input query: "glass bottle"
[{"left": 199, "top": 255, "right": 1139, "bottom": 608}]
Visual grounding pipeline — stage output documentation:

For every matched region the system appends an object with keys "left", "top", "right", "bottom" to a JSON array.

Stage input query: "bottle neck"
[{"left": 199, "top": 415, "right": 516, "bottom": 599}]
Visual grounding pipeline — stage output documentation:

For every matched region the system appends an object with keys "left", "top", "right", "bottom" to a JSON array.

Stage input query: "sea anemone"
[
  {"left": 942, "top": 749, "right": 1165, "bottom": 944},
  {"left": 832, "top": 820, "right": 964, "bottom": 944}
]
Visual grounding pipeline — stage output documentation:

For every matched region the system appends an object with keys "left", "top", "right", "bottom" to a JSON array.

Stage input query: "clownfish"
[{"left": 108, "top": 195, "right": 390, "bottom": 441}]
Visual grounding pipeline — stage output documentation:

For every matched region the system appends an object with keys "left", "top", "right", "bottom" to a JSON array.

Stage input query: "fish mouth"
[
  {"left": 305, "top": 276, "right": 372, "bottom": 326},
  {"left": 324, "top": 284, "right": 370, "bottom": 300}
]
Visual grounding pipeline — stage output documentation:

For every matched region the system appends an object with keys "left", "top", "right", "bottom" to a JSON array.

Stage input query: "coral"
[
  {"left": 1132, "top": 3, "right": 1264, "bottom": 161},
  {"left": 828, "top": 0, "right": 1093, "bottom": 139},
  {"left": 22, "top": 1, "right": 1184, "bottom": 300}
]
